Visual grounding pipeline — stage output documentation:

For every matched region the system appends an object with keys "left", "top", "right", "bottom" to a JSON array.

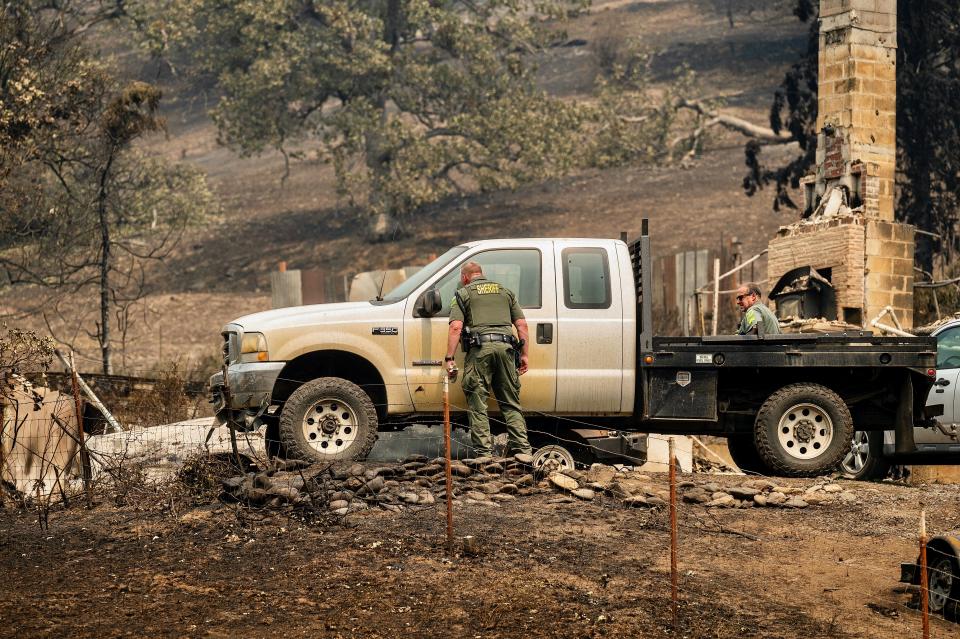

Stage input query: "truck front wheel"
[
  {"left": 278, "top": 377, "right": 378, "bottom": 463},
  {"left": 754, "top": 383, "right": 853, "bottom": 477}
]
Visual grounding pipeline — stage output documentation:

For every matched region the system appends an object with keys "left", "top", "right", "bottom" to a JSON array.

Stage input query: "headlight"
[{"left": 240, "top": 332, "right": 269, "bottom": 362}]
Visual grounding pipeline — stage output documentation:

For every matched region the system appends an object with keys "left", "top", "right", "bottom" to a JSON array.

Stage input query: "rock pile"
[
  {"left": 219, "top": 454, "right": 544, "bottom": 514},
  {"left": 218, "top": 456, "right": 857, "bottom": 514}
]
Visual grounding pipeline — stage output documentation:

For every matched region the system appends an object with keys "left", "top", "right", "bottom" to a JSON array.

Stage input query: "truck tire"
[
  {"left": 839, "top": 430, "right": 891, "bottom": 481},
  {"left": 754, "top": 383, "right": 853, "bottom": 477},
  {"left": 278, "top": 377, "right": 378, "bottom": 463},
  {"left": 725, "top": 434, "right": 771, "bottom": 475}
]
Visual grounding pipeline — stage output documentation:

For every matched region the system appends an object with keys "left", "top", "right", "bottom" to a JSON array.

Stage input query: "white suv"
[{"left": 841, "top": 318, "right": 960, "bottom": 479}]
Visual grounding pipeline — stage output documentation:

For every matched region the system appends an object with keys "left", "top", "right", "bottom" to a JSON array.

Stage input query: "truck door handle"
[
  {"left": 536, "top": 323, "right": 553, "bottom": 344},
  {"left": 935, "top": 378, "right": 951, "bottom": 387}
]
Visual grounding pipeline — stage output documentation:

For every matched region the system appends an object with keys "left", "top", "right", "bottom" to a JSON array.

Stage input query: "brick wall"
[
  {"left": 817, "top": 0, "right": 897, "bottom": 220},
  {"left": 767, "top": 216, "right": 866, "bottom": 323},
  {"left": 865, "top": 219, "right": 915, "bottom": 328}
]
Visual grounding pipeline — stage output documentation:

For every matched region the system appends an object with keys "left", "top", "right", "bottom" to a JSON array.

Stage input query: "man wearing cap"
[
  {"left": 445, "top": 262, "right": 531, "bottom": 457},
  {"left": 735, "top": 282, "right": 782, "bottom": 336}
]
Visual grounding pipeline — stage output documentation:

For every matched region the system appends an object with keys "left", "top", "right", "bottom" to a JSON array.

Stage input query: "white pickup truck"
[{"left": 210, "top": 221, "right": 941, "bottom": 476}]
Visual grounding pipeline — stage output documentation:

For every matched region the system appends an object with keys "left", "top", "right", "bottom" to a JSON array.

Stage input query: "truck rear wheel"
[
  {"left": 754, "top": 383, "right": 853, "bottom": 477},
  {"left": 278, "top": 377, "right": 378, "bottom": 463}
]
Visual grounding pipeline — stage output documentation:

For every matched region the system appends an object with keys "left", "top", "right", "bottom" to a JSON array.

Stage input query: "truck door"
[
  {"left": 403, "top": 244, "right": 558, "bottom": 415},
  {"left": 553, "top": 243, "right": 624, "bottom": 413},
  {"left": 920, "top": 324, "right": 960, "bottom": 443}
]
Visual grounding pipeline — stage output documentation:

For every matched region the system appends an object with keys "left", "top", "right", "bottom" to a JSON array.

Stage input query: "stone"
[
  {"left": 623, "top": 495, "right": 649, "bottom": 508},
  {"left": 606, "top": 482, "right": 632, "bottom": 499},
  {"left": 403, "top": 454, "right": 429, "bottom": 463},
  {"left": 329, "top": 499, "right": 349, "bottom": 510},
  {"left": 383, "top": 480, "right": 400, "bottom": 489},
  {"left": 222, "top": 476, "right": 244, "bottom": 491},
  {"left": 418, "top": 492, "right": 435, "bottom": 505},
  {"left": 330, "top": 490, "right": 353, "bottom": 502},
  {"left": 549, "top": 473, "right": 579, "bottom": 492},
  {"left": 252, "top": 473, "right": 271, "bottom": 489},
  {"left": 332, "top": 507, "right": 349, "bottom": 516},
  {"left": 401, "top": 470, "right": 418, "bottom": 479},
  {"left": 363, "top": 469, "right": 378, "bottom": 481},
  {"left": 742, "top": 479, "right": 777, "bottom": 492},
  {"left": 838, "top": 491, "right": 858, "bottom": 503},
  {"left": 823, "top": 483, "right": 843, "bottom": 493},
  {"left": 700, "top": 482, "right": 722, "bottom": 494},
  {"left": 465, "top": 491, "right": 488, "bottom": 501},
  {"left": 416, "top": 464, "right": 443, "bottom": 476},
  {"left": 682, "top": 489, "right": 712, "bottom": 504},
  {"left": 344, "top": 477, "right": 364, "bottom": 491},
  {"left": 705, "top": 495, "right": 736, "bottom": 508},
  {"left": 753, "top": 494, "right": 767, "bottom": 507},
  {"left": 380, "top": 504, "right": 402, "bottom": 512},
  {"left": 514, "top": 474, "right": 534, "bottom": 487},
  {"left": 490, "top": 493, "right": 516, "bottom": 502},
  {"left": 559, "top": 467, "right": 585, "bottom": 482},
  {"left": 514, "top": 453, "right": 534, "bottom": 465},
  {"left": 678, "top": 481, "right": 697, "bottom": 489},
  {"left": 349, "top": 500, "right": 368, "bottom": 511},
  {"left": 479, "top": 482, "right": 502, "bottom": 495},
  {"left": 547, "top": 496, "right": 576, "bottom": 504},
  {"left": 766, "top": 491, "right": 787, "bottom": 505},
  {"left": 645, "top": 496, "right": 667, "bottom": 507},
  {"left": 783, "top": 497, "right": 809, "bottom": 509},
  {"left": 266, "top": 485, "right": 301, "bottom": 501},
  {"left": 572, "top": 488, "right": 596, "bottom": 501},
  {"left": 499, "top": 483, "right": 518, "bottom": 495},
  {"left": 803, "top": 494, "right": 832, "bottom": 505},
  {"left": 464, "top": 457, "right": 493, "bottom": 468},
  {"left": 399, "top": 492, "right": 420, "bottom": 504},
  {"left": 402, "top": 461, "right": 425, "bottom": 471},
  {"left": 373, "top": 466, "right": 397, "bottom": 477},
  {"left": 729, "top": 486, "right": 760, "bottom": 500},
  {"left": 450, "top": 463, "right": 472, "bottom": 477},
  {"left": 773, "top": 485, "right": 802, "bottom": 495},
  {"left": 347, "top": 463, "right": 366, "bottom": 477},
  {"left": 483, "top": 463, "right": 505, "bottom": 474},
  {"left": 588, "top": 482, "right": 607, "bottom": 491},
  {"left": 357, "top": 476, "right": 385, "bottom": 496},
  {"left": 415, "top": 478, "right": 432, "bottom": 488},
  {"left": 517, "top": 488, "right": 536, "bottom": 497}
]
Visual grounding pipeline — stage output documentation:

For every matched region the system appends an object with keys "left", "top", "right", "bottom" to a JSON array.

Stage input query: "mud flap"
[{"left": 894, "top": 373, "right": 916, "bottom": 455}]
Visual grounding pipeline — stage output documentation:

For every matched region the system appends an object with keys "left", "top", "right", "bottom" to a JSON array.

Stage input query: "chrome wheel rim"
[
  {"left": 532, "top": 445, "right": 574, "bottom": 470},
  {"left": 301, "top": 398, "right": 358, "bottom": 455},
  {"left": 840, "top": 430, "right": 870, "bottom": 475},
  {"left": 777, "top": 403, "right": 834, "bottom": 460}
]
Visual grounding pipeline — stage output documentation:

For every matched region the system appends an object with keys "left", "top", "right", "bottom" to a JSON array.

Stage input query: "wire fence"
[{"left": 2, "top": 366, "right": 958, "bottom": 638}]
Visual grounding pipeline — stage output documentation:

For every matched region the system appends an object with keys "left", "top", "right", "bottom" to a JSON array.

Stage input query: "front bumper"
[{"left": 209, "top": 362, "right": 285, "bottom": 422}]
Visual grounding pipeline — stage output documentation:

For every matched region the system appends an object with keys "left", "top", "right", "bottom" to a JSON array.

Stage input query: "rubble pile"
[{"left": 218, "top": 456, "right": 858, "bottom": 514}]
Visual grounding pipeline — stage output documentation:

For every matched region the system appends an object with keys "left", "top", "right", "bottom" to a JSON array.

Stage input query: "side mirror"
[{"left": 415, "top": 289, "right": 443, "bottom": 317}]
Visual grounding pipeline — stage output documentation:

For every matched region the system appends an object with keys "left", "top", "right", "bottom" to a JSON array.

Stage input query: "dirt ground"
[{"left": 2, "top": 470, "right": 957, "bottom": 639}]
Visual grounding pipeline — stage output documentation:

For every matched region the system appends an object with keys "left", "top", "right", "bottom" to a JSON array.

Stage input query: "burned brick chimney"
[{"left": 766, "top": 0, "right": 915, "bottom": 330}]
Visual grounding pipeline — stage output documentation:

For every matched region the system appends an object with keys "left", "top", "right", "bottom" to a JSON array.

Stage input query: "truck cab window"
[
  {"left": 936, "top": 326, "right": 960, "bottom": 369},
  {"left": 562, "top": 248, "right": 610, "bottom": 309},
  {"left": 431, "top": 249, "right": 542, "bottom": 316}
]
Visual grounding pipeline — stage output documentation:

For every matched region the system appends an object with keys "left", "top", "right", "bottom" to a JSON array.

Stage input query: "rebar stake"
[
  {"left": 443, "top": 373, "right": 454, "bottom": 552},
  {"left": 919, "top": 507, "right": 929, "bottom": 639},
  {"left": 669, "top": 437, "right": 679, "bottom": 630}
]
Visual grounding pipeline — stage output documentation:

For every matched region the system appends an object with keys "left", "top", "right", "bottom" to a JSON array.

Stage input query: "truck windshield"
[{"left": 378, "top": 246, "right": 468, "bottom": 303}]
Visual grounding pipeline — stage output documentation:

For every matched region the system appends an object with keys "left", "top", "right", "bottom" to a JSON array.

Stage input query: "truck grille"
[{"left": 221, "top": 331, "right": 238, "bottom": 365}]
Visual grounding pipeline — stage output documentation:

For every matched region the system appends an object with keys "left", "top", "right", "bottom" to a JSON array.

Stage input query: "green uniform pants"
[{"left": 462, "top": 342, "right": 531, "bottom": 457}]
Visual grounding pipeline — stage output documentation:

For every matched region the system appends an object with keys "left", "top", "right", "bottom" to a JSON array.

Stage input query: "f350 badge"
[{"left": 372, "top": 327, "right": 399, "bottom": 336}]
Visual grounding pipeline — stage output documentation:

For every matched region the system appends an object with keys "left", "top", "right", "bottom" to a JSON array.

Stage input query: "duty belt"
[{"left": 475, "top": 333, "right": 517, "bottom": 347}]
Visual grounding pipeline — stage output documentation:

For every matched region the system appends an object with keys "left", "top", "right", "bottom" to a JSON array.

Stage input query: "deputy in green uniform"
[
  {"left": 445, "top": 262, "right": 531, "bottom": 458},
  {"left": 735, "top": 282, "right": 781, "bottom": 336}
]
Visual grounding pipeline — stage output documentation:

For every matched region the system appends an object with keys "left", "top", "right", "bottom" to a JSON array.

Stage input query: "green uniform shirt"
[
  {"left": 738, "top": 301, "right": 782, "bottom": 335},
  {"left": 449, "top": 277, "right": 524, "bottom": 336}
]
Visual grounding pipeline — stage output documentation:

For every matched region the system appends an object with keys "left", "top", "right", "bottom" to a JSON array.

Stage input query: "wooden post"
[
  {"left": 68, "top": 351, "right": 92, "bottom": 508},
  {"left": 443, "top": 373, "right": 454, "bottom": 552},
  {"left": 919, "top": 508, "right": 930, "bottom": 639},
  {"left": 669, "top": 437, "right": 679, "bottom": 629}
]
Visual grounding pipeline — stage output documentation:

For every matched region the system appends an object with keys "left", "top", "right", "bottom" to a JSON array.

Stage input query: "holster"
[{"left": 513, "top": 339, "right": 525, "bottom": 369}]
